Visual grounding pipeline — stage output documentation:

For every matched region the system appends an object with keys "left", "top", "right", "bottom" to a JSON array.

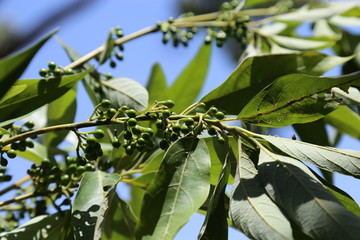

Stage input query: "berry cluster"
[
  {"left": 157, "top": 16, "right": 198, "bottom": 47},
  {"left": 39, "top": 61, "right": 74, "bottom": 78}
]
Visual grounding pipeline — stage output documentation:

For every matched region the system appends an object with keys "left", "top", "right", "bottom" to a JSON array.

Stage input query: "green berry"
[
  {"left": 68, "top": 164, "right": 77, "bottom": 174},
  {"left": 106, "top": 108, "right": 117, "bottom": 118},
  {"left": 124, "top": 131, "right": 132, "bottom": 140},
  {"left": 172, "top": 124, "right": 181, "bottom": 133},
  {"left": 110, "top": 61, "right": 116, "bottom": 68},
  {"left": 92, "top": 129, "right": 105, "bottom": 139},
  {"left": 53, "top": 67, "right": 63, "bottom": 77},
  {"left": 86, "top": 136, "right": 97, "bottom": 145},
  {"left": 18, "top": 140, "right": 27, "bottom": 151},
  {"left": 141, "top": 132, "right": 151, "bottom": 140},
  {"left": 39, "top": 68, "right": 48, "bottom": 77},
  {"left": 170, "top": 132, "right": 178, "bottom": 141},
  {"left": 183, "top": 117, "right": 194, "bottom": 126},
  {"left": 115, "top": 30, "right": 124, "bottom": 38},
  {"left": 161, "top": 110, "right": 171, "bottom": 118},
  {"left": 6, "top": 149, "right": 17, "bottom": 159},
  {"left": 64, "top": 68, "right": 74, "bottom": 75},
  {"left": 48, "top": 61, "right": 57, "bottom": 70},
  {"left": 10, "top": 142, "right": 19, "bottom": 150},
  {"left": 125, "top": 145, "right": 134, "bottom": 155},
  {"left": 61, "top": 175, "right": 70, "bottom": 185},
  {"left": 41, "top": 159, "right": 51, "bottom": 168},
  {"left": 162, "top": 100, "right": 175, "bottom": 108},
  {"left": 26, "top": 140, "right": 34, "bottom": 148},
  {"left": 215, "top": 112, "right": 225, "bottom": 120},
  {"left": 209, "top": 107, "right": 218, "bottom": 114},
  {"left": 204, "top": 35, "right": 212, "bottom": 45},
  {"left": 125, "top": 109, "right": 137, "bottom": 118},
  {"left": 137, "top": 137, "right": 146, "bottom": 146},
  {"left": 112, "top": 138, "right": 121, "bottom": 148},
  {"left": 156, "top": 119, "right": 164, "bottom": 129},
  {"left": 85, "top": 163, "right": 95, "bottom": 171},
  {"left": 207, "top": 127, "right": 217, "bottom": 136},
  {"left": 132, "top": 125, "right": 143, "bottom": 135},
  {"left": 0, "top": 157, "right": 8, "bottom": 167},
  {"left": 144, "top": 128, "right": 154, "bottom": 136},
  {"left": 2, "top": 175, "right": 12, "bottom": 182},
  {"left": 76, "top": 166, "right": 86, "bottom": 175},
  {"left": 159, "top": 139, "right": 169, "bottom": 150},
  {"left": 168, "top": 16, "right": 174, "bottom": 23},
  {"left": 24, "top": 121, "right": 35, "bottom": 129},
  {"left": 218, "top": 137, "right": 225, "bottom": 144},
  {"left": 127, "top": 118, "right": 137, "bottom": 127},
  {"left": 181, "top": 125, "right": 190, "bottom": 134},
  {"left": 115, "top": 52, "right": 124, "bottom": 61},
  {"left": 100, "top": 99, "right": 111, "bottom": 109}
]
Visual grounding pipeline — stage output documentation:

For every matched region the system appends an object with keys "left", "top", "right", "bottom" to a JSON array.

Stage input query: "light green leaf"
[
  {"left": 0, "top": 211, "right": 70, "bottom": 240},
  {"left": 102, "top": 194, "right": 137, "bottom": 240},
  {"left": 270, "top": 35, "right": 334, "bottom": 50},
  {"left": 170, "top": 44, "right": 211, "bottom": 112},
  {"left": 238, "top": 72, "right": 360, "bottom": 127},
  {"left": 146, "top": 63, "right": 168, "bottom": 104},
  {"left": 0, "top": 85, "right": 27, "bottom": 103},
  {"left": 333, "top": 87, "right": 360, "bottom": 105},
  {"left": 72, "top": 171, "right": 121, "bottom": 240},
  {"left": 330, "top": 15, "right": 360, "bottom": 27},
  {"left": 99, "top": 30, "right": 115, "bottom": 64},
  {"left": 0, "top": 127, "right": 10, "bottom": 135},
  {"left": 261, "top": 134, "right": 360, "bottom": 178},
  {"left": 201, "top": 52, "right": 352, "bottom": 115},
  {"left": 230, "top": 141, "right": 294, "bottom": 240},
  {"left": 0, "top": 69, "right": 91, "bottom": 123},
  {"left": 198, "top": 147, "right": 230, "bottom": 240},
  {"left": 258, "top": 150, "right": 360, "bottom": 240},
  {"left": 274, "top": 3, "right": 359, "bottom": 22},
  {"left": 135, "top": 138, "right": 211, "bottom": 240},
  {"left": 325, "top": 105, "right": 360, "bottom": 139},
  {"left": 0, "top": 29, "right": 58, "bottom": 99},
  {"left": 43, "top": 86, "right": 77, "bottom": 149},
  {"left": 102, "top": 78, "right": 149, "bottom": 111}
]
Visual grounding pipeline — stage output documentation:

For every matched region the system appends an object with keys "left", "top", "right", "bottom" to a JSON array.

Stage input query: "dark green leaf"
[
  {"left": 325, "top": 105, "right": 360, "bottom": 139},
  {"left": 0, "top": 69, "right": 91, "bottom": 123},
  {"left": 201, "top": 52, "right": 352, "bottom": 115},
  {"left": 198, "top": 147, "right": 230, "bottom": 240},
  {"left": 260, "top": 134, "right": 360, "bottom": 178},
  {"left": 258, "top": 150, "right": 360, "bottom": 240},
  {"left": 0, "top": 211, "right": 70, "bottom": 240},
  {"left": 135, "top": 138, "right": 211, "bottom": 240},
  {"left": 170, "top": 44, "right": 211, "bottom": 112},
  {"left": 102, "top": 194, "right": 137, "bottom": 240},
  {"left": 72, "top": 171, "right": 121, "bottom": 240},
  {"left": 146, "top": 63, "right": 168, "bottom": 104},
  {"left": 102, "top": 78, "right": 149, "bottom": 111},
  {"left": 0, "top": 29, "right": 58, "bottom": 99},
  {"left": 99, "top": 30, "right": 115, "bottom": 64},
  {"left": 230, "top": 141, "right": 294, "bottom": 240},
  {"left": 43, "top": 86, "right": 77, "bottom": 149},
  {"left": 238, "top": 72, "right": 360, "bottom": 127}
]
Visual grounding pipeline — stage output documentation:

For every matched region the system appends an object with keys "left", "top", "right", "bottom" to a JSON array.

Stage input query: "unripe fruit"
[
  {"left": 112, "top": 138, "right": 121, "bottom": 148},
  {"left": 100, "top": 99, "right": 111, "bottom": 109},
  {"left": 125, "top": 109, "right": 137, "bottom": 118},
  {"left": 6, "top": 149, "right": 17, "bottom": 159},
  {"left": 85, "top": 163, "right": 95, "bottom": 171},
  {"left": 0, "top": 157, "right": 8, "bottom": 167},
  {"left": 141, "top": 132, "right": 151, "bottom": 140},
  {"left": 172, "top": 124, "right": 181, "bottom": 133},
  {"left": 144, "top": 128, "right": 154, "bottom": 136},
  {"left": 159, "top": 139, "right": 169, "bottom": 150},
  {"left": 156, "top": 119, "right": 164, "bottom": 129},
  {"left": 48, "top": 61, "right": 57, "bottom": 70},
  {"left": 39, "top": 68, "right": 48, "bottom": 77},
  {"left": 162, "top": 100, "right": 175, "bottom": 108},
  {"left": 132, "top": 125, "right": 143, "bottom": 135},
  {"left": 125, "top": 145, "right": 134, "bottom": 155},
  {"left": 215, "top": 112, "right": 225, "bottom": 120},
  {"left": 106, "top": 108, "right": 117, "bottom": 118},
  {"left": 26, "top": 140, "right": 34, "bottom": 148},
  {"left": 64, "top": 68, "right": 74, "bottom": 75},
  {"left": 86, "top": 136, "right": 97, "bottom": 145},
  {"left": 61, "top": 175, "right": 70, "bottom": 185},
  {"left": 76, "top": 166, "right": 86, "bottom": 175},
  {"left": 218, "top": 137, "right": 225, "bottom": 144},
  {"left": 41, "top": 159, "right": 51, "bottom": 168},
  {"left": 127, "top": 118, "right": 137, "bottom": 127},
  {"left": 137, "top": 137, "right": 146, "bottom": 146},
  {"left": 209, "top": 107, "right": 218, "bottom": 114},
  {"left": 181, "top": 125, "right": 190, "bottom": 134},
  {"left": 68, "top": 164, "right": 77, "bottom": 174},
  {"left": 183, "top": 118, "right": 194, "bottom": 126},
  {"left": 110, "top": 61, "right": 116, "bottom": 68},
  {"left": 207, "top": 127, "right": 217, "bottom": 136},
  {"left": 124, "top": 131, "right": 132, "bottom": 140},
  {"left": 53, "top": 67, "right": 63, "bottom": 77},
  {"left": 92, "top": 129, "right": 105, "bottom": 139}
]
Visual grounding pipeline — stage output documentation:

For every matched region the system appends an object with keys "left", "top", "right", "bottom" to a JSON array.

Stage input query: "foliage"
[{"left": 0, "top": 1, "right": 360, "bottom": 239}]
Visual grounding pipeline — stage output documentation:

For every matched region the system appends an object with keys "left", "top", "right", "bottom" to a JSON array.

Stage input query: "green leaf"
[
  {"left": 16, "top": 141, "right": 48, "bottom": 164},
  {"left": 146, "top": 63, "right": 168, "bottom": 104},
  {"left": 0, "top": 127, "right": 10, "bottom": 135},
  {"left": 258, "top": 150, "right": 360, "bottom": 240},
  {"left": 238, "top": 72, "right": 360, "bottom": 127},
  {"left": 0, "top": 69, "right": 91, "bottom": 123},
  {"left": 135, "top": 138, "right": 211, "bottom": 240},
  {"left": 198, "top": 147, "right": 230, "bottom": 240},
  {"left": 102, "top": 194, "right": 137, "bottom": 240},
  {"left": 57, "top": 38, "right": 101, "bottom": 106},
  {"left": 0, "top": 29, "right": 58, "bottom": 99},
  {"left": 43, "top": 86, "right": 77, "bottom": 149},
  {"left": 99, "top": 30, "right": 115, "bottom": 64},
  {"left": 325, "top": 105, "right": 360, "bottom": 139},
  {"left": 230, "top": 141, "right": 294, "bottom": 240},
  {"left": 102, "top": 78, "right": 149, "bottom": 111},
  {"left": 261, "top": 134, "right": 360, "bottom": 178},
  {"left": 0, "top": 211, "right": 70, "bottom": 240},
  {"left": 201, "top": 52, "right": 352, "bottom": 115},
  {"left": 269, "top": 35, "right": 334, "bottom": 50},
  {"left": 169, "top": 44, "right": 211, "bottom": 112},
  {"left": 332, "top": 87, "right": 360, "bottom": 106},
  {"left": 330, "top": 15, "right": 360, "bottom": 27},
  {"left": 72, "top": 171, "right": 121, "bottom": 240}
]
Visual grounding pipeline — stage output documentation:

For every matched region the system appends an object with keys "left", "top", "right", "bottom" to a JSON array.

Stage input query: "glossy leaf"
[
  {"left": 72, "top": 171, "right": 121, "bottom": 240},
  {"left": 169, "top": 44, "right": 211, "bottom": 112},
  {"left": 146, "top": 63, "right": 168, "bottom": 104},
  {"left": 198, "top": 148, "right": 230, "bottom": 240},
  {"left": 258, "top": 150, "right": 360, "bottom": 240},
  {"left": 0, "top": 29, "right": 57, "bottom": 99},
  {"left": 102, "top": 78, "right": 149, "bottom": 111},
  {"left": 135, "top": 138, "right": 211, "bottom": 240},
  {"left": 325, "top": 105, "right": 360, "bottom": 139},
  {"left": 0, "top": 211, "right": 70, "bottom": 240},
  {"left": 238, "top": 72, "right": 360, "bottom": 127},
  {"left": 43, "top": 86, "right": 77, "bottom": 149},
  {"left": 270, "top": 35, "right": 334, "bottom": 50},
  {"left": 201, "top": 52, "right": 352, "bottom": 115},
  {"left": 260, "top": 134, "right": 360, "bottom": 178},
  {"left": 332, "top": 87, "right": 360, "bottom": 106},
  {"left": 0, "top": 69, "right": 90, "bottom": 123},
  {"left": 102, "top": 194, "right": 137, "bottom": 240},
  {"left": 230, "top": 141, "right": 294, "bottom": 240}
]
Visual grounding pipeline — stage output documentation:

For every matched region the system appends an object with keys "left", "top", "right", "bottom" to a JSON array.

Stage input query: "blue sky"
[{"left": 0, "top": 1, "right": 359, "bottom": 239}]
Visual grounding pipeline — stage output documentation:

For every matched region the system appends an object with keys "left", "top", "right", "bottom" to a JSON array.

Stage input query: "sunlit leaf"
[
  {"left": 135, "top": 138, "right": 211, "bottom": 240},
  {"left": 270, "top": 35, "right": 334, "bottom": 50},
  {"left": 0, "top": 29, "right": 58, "bottom": 99},
  {"left": 72, "top": 171, "right": 121, "bottom": 240},
  {"left": 146, "top": 63, "right": 168, "bottom": 104},
  {"left": 325, "top": 105, "right": 360, "bottom": 139},
  {"left": 258, "top": 150, "right": 360, "bottom": 239},
  {"left": 0, "top": 69, "right": 91, "bottom": 123},
  {"left": 201, "top": 52, "right": 352, "bottom": 115},
  {"left": 238, "top": 72, "right": 360, "bottom": 127}
]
